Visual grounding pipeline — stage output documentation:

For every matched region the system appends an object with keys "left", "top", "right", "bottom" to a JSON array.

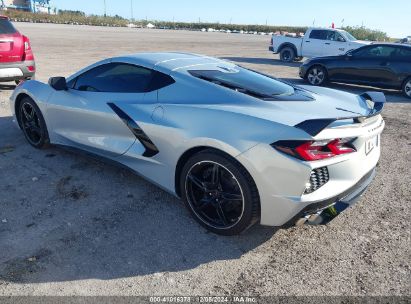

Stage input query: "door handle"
[
  {"left": 325, "top": 42, "right": 330, "bottom": 45},
  {"left": 380, "top": 62, "right": 390, "bottom": 66},
  {"left": 305, "top": 41, "right": 310, "bottom": 43}
]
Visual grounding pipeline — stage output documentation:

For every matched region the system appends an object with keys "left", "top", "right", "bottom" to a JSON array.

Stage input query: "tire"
[
  {"left": 280, "top": 47, "right": 296, "bottom": 62},
  {"left": 306, "top": 65, "right": 328, "bottom": 86},
  {"left": 17, "top": 96, "right": 50, "bottom": 149},
  {"left": 402, "top": 77, "right": 411, "bottom": 99},
  {"left": 180, "top": 149, "right": 260, "bottom": 235}
]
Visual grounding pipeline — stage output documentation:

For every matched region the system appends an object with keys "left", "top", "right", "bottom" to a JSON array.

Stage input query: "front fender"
[{"left": 10, "top": 80, "right": 55, "bottom": 126}]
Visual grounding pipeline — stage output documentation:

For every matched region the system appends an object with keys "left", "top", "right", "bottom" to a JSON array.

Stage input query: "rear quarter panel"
[{"left": 272, "top": 36, "right": 302, "bottom": 55}]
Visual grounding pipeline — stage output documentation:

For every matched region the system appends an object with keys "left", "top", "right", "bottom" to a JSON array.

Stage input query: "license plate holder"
[{"left": 365, "top": 135, "right": 378, "bottom": 155}]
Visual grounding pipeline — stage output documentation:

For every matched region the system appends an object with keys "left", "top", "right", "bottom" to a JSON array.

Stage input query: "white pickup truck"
[{"left": 269, "top": 28, "right": 371, "bottom": 62}]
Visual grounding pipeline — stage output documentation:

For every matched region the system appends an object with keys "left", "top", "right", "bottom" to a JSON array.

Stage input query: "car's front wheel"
[
  {"left": 180, "top": 149, "right": 260, "bottom": 235},
  {"left": 17, "top": 96, "right": 50, "bottom": 149},
  {"left": 402, "top": 77, "right": 411, "bottom": 99},
  {"left": 306, "top": 65, "right": 328, "bottom": 86}
]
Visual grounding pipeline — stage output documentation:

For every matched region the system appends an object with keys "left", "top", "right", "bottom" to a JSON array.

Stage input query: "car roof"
[
  {"left": 364, "top": 43, "right": 411, "bottom": 48},
  {"left": 113, "top": 52, "right": 236, "bottom": 72},
  {"left": 309, "top": 27, "right": 346, "bottom": 32},
  {"left": 67, "top": 52, "right": 237, "bottom": 81}
]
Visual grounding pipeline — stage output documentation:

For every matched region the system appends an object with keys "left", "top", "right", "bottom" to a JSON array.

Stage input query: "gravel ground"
[{"left": 0, "top": 23, "right": 410, "bottom": 296}]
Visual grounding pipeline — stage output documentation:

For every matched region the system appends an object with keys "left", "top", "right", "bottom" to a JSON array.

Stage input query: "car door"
[
  {"left": 47, "top": 62, "right": 156, "bottom": 158},
  {"left": 303, "top": 29, "right": 328, "bottom": 58},
  {"left": 324, "top": 31, "right": 347, "bottom": 56},
  {"left": 354, "top": 46, "right": 398, "bottom": 85},
  {"left": 385, "top": 46, "right": 411, "bottom": 88},
  {"left": 334, "top": 45, "right": 398, "bottom": 85}
]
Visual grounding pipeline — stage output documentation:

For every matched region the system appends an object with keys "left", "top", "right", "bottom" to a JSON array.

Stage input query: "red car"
[{"left": 0, "top": 16, "right": 35, "bottom": 83}]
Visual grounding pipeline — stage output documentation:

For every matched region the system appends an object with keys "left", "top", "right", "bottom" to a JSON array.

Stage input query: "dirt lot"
[{"left": 0, "top": 23, "right": 410, "bottom": 296}]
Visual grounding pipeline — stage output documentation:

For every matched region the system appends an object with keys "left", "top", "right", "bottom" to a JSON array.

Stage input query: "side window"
[
  {"left": 393, "top": 47, "right": 411, "bottom": 60},
  {"left": 327, "top": 31, "right": 345, "bottom": 42},
  {"left": 73, "top": 63, "right": 153, "bottom": 93},
  {"left": 354, "top": 46, "right": 396, "bottom": 58},
  {"left": 147, "top": 71, "right": 175, "bottom": 91},
  {"left": 309, "top": 30, "right": 327, "bottom": 40}
]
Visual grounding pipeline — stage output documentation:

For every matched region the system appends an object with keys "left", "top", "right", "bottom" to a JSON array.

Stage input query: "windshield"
[
  {"left": 341, "top": 30, "right": 357, "bottom": 41},
  {"left": 189, "top": 67, "right": 295, "bottom": 98}
]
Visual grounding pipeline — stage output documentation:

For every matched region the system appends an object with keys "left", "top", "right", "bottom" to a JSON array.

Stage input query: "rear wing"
[{"left": 295, "top": 91, "right": 386, "bottom": 136}]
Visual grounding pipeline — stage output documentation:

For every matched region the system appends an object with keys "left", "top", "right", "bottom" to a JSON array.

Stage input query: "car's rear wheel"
[
  {"left": 17, "top": 97, "right": 50, "bottom": 149},
  {"left": 306, "top": 65, "right": 327, "bottom": 86},
  {"left": 180, "top": 149, "right": 260, "bottom": 235},
  {"left": 280, "top": 47, "right": 296, "bottom": 62},
  {"left": 403, "top": 77, "right": 411, "bottom": 99}
]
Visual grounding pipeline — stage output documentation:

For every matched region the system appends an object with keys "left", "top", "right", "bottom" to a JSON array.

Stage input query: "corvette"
[{"left": 10, "top": 52, "right": 385, "bottom": 235}]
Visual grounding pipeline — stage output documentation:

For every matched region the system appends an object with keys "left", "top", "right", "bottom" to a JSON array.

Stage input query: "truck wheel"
[{"left": 280, "top": 47, "right": 296, "bottom": 62}]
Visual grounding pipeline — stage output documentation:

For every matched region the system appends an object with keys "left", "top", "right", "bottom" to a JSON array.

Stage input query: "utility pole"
[
  {"left": 130, "top": 0, "right": 134, "bottom": 21},
  {"left": 103, "top": 0, "right": 107, "bottom": 17}
]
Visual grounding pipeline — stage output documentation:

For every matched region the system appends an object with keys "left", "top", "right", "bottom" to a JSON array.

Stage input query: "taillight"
[
  {"left": 272, "top": 138, "right": 356, "bottom": 161},
  {"left": 22, "top": 35, "right": 34, "bottom": 61}
]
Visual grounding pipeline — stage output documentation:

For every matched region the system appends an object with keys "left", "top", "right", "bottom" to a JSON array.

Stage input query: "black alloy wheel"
[
  {"left": 181, "top": 150, "right": 260, "bottom": 235},
  {"left": 18, "top": 97, "right": 49, "bottom": 148}
]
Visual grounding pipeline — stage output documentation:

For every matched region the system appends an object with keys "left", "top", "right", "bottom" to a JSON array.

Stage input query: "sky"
[{"left": 51, "top": 0, "right": 410, "bottom": 38}]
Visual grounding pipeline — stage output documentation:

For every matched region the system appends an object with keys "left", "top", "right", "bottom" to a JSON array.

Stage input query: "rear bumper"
[
  {"left": 281, "top": 167, "right": 376, "bottom": 227},
  {"left": 236, "top": 114, "right": 384, "bottom": 227},
  {"left": 0, "top": 60, "right": 35, "bottom": 82}
]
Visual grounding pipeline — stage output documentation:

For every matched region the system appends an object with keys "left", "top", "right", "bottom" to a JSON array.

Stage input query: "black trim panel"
[
  {"left": 281, "top": 168, "right": 376, "bottom": 228},
  {"left": 294, "top": 119, "right": 336, "bottom": 136},
  {"left": 107, "top": 103, "right": 159, "bottom": 157}
]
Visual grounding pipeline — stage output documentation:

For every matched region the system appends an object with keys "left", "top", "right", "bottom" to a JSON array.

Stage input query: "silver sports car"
[{"left": 10, "top": 52, "right": 385, "bottom": 235}]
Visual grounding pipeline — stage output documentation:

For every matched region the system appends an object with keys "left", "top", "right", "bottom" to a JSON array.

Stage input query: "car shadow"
[
  {"left": 221, "top": 56, "right": 302, "bottom": 68},
  {"left": 282, "top": 78, "right": 410, "bottom": 104},
  {"left": 0, "top": 115, "right": 278, "bottom": 283}
]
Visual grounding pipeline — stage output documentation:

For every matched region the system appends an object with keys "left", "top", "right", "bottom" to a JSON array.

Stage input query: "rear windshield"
[
  {"left": 189, "top": 67, "right": 295, "bottom": 99},
  {"left": 0, "top": 19, "right": 17, "bottom": 34}
]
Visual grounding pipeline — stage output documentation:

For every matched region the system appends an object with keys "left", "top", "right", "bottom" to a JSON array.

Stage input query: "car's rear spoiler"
[{"left": 295, "top": 91, "right": 386, "bottom": 136}]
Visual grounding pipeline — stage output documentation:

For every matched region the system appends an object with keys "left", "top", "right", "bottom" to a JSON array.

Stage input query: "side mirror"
[{"left": 48, "top": 77, "right": 67, "bottom": 91}]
